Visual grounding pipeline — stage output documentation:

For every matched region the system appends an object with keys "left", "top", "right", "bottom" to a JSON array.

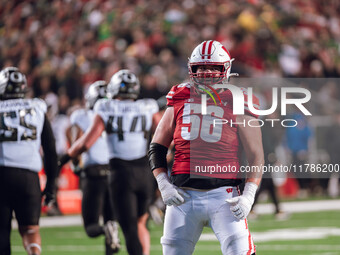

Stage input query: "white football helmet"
[
  {"left": 0, "top": 67, "right": 27, "bottom": 100},
  {"left": 188, "top": 40, "right": 238, "bottom": 87},
  {"left": 85, "top": 80, "right": 107, "bottom": 109},
  {"left": 107, "top": 69, "right": 140, "bottom": 99}
]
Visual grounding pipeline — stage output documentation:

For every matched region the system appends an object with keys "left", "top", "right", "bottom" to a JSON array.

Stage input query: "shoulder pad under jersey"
[
  {"left": 32, "top": 98, "right": 47, "bottom": 113},
  {"left": 166, "top": 82, "right": 192, "bottom": 106}
]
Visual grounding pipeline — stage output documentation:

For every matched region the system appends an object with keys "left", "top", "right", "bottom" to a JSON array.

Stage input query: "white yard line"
[
  {"left": 11, "top": 199, "right": 340, "bottom": 229},
  {"left": 253, "top": 199, "right": 340, "bottom": 214},
  {"left": 200, "top": 227, "right": 340, "bottom": 242},
  {"left": 11, "top": 215, "right": 83, "bottom": 229},
  {"left": 11, "top": 244, "right": 340, "bottom": 252},
  {"left": 258, "top": 244, "right": 340, "bottom": 251}
]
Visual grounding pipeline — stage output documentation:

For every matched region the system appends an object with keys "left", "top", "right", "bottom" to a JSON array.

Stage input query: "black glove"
[
  {"left": 42, "top": 188, "right": 56, "bottom": 207},
  {"left": 73, "top": 165, "right": 83, "bottom": 176},
  {"left": 58, "top": 153, "right": 72, "bottom": 169},
  {"left": 71, "top": 158, "right": 83, "bottom": 176}
]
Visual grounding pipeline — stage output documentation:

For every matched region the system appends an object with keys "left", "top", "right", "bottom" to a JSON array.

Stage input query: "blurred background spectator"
[{"left": 1, "top": 0, "right": 339, "bottom": 103}]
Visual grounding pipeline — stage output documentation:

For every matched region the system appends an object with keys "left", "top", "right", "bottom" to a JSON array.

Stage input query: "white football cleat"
[{"left": 104, "top": 221, "right": 121, "bottom": 253}]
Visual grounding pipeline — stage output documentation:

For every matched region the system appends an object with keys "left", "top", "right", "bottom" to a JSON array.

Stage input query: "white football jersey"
[
  {"left": 94, "top": 98, "right": 159, "bottom": 160},
  {"left": 50, "top": 114, "right": 69, "bottom": 155},
  {"left": 0, "top": 98, "right": 47, "bottom": 172},
  {"left": 70, "top": 108, "right": 109, "bottom": 167}
]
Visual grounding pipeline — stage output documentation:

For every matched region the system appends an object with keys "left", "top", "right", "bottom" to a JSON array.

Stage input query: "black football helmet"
[
  {"left": 0, "top": 67, "right": 27, "bottom": 100},
  {"left": 85, "top": 80, "right": 107, "bottom": 109},
  {"left": 107, "top": 69, "right": 140, "bottom": 99}
]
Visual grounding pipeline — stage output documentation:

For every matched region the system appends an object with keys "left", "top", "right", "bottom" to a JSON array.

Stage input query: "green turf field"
[{"left": 10, "top": 211, "right": 340, "bottom": 255}]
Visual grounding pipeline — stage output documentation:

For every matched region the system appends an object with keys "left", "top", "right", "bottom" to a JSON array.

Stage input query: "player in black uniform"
[
  {"left": 59, "top": 70, "right": 159, "bottom": 255},
  {"left": 66, "top": 81, "right": 120, "bottom": 254}
]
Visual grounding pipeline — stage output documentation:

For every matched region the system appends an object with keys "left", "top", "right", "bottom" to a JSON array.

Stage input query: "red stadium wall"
[{"left": 39, "top": 165, "right": 82, "bottom": 215}]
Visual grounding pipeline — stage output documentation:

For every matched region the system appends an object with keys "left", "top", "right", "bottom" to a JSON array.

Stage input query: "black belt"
[{"left": 83, "top": 164, "right": 110, "bottom": 177}]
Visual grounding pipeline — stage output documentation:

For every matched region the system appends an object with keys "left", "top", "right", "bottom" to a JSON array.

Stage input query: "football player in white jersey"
[
  {"left": 0, "top": 67, "right": 59, "bottom": 255},
  {"left": 66, "top": 80, "right": 120, "bottom": 254},
  {"left": 59, "top": 70, "right": 159, "bottom": 255}
]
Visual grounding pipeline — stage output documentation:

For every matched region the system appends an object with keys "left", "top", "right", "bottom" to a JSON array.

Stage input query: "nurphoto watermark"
[{"left": 200, "top": 84, "right": 311, "bottom": 128}]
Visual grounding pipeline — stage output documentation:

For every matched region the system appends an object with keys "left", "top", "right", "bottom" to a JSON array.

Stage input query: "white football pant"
[{"left": 161, "top": 186, "right": 255, "bottom": 255}]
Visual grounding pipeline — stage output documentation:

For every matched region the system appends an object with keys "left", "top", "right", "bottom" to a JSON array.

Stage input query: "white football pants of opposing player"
[{"left": 161, "top": 186, "right": 256, "bottom": 255}]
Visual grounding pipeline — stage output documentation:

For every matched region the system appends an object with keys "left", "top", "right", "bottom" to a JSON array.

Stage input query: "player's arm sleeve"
[{"left": 41, "top": 115, "right": 59, "bottom": 191}]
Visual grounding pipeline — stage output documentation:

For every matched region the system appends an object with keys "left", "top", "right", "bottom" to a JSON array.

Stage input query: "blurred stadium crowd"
[{"left": 1, "top": 0, "right": 340, "bottom": 198}]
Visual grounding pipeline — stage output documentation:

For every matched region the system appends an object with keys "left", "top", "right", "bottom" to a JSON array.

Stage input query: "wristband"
[
  {"left": 243, "top": 182, "right": 258, "bottom": 199},
  {"left": 148, "top": 143, "right": 168, "bottom": 171}
]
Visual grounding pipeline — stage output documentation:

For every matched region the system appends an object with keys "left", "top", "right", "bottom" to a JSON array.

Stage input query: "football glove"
[
  {"left": 42, "top": 188, "right": 56, "bottom": 207},
  {"left": 71, "top": 158, "right": 83, "bottom": 176},
  {"left": 58, "top": 153, "right": 71, "bottom": 169},
  {"left": 156, "top": 172, "right": 190, "bottom": 206},
  {"left": 226, "top": 182, "right": 258, "bottom": 220}
]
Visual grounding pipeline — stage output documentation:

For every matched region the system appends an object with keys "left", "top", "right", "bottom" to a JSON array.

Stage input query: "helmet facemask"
[
  {"left": 189, "top": 61, "right": 231, "bottom": 87},
  {"left": 188, "top": 40, "right": 238, "bottom": 91},
  {"left": 0, "top": 67, "right": 28, "bottom": 100}
]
